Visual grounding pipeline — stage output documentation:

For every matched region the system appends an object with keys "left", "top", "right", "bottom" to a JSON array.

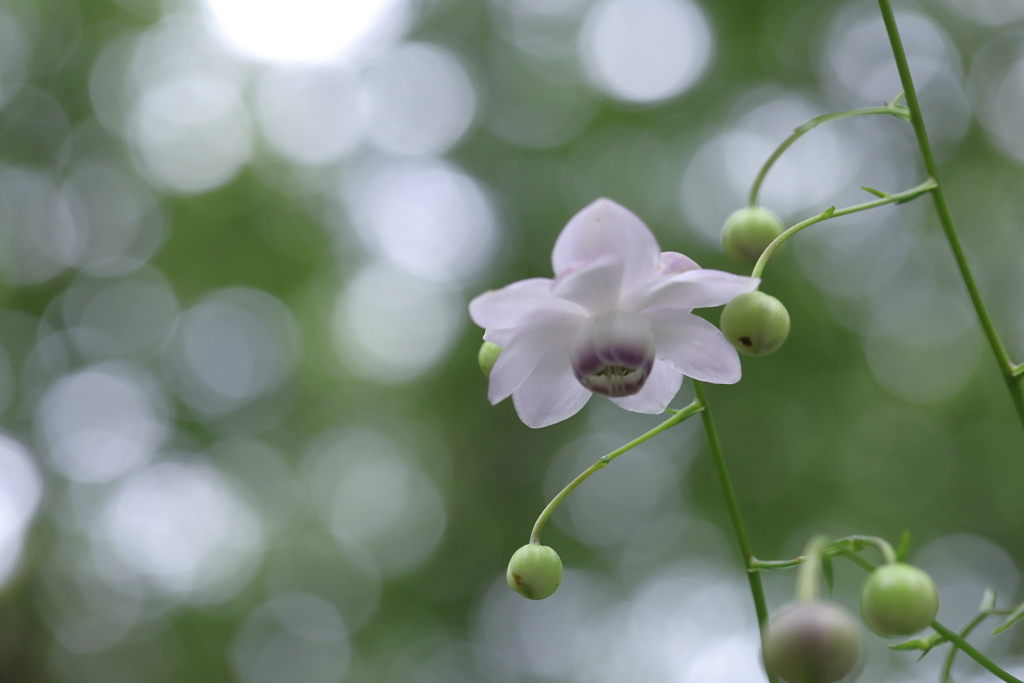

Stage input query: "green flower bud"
[
  {"left": 720, "top": 291, "right": 791, "bottom": 356},
  {"left": 478, "top": 341, "right": 503, "bottom": 378},
  {"left": 722, "top": 207, "right": 784, "bottom": 263},
  {"left": 860, "top": 563, "right": 939, "bottom": 637},
  {"left": 506, "top": 544, "right": 562, "bottom": 600},
  {"left": 762, "top": 602, "right": 863, "bottom": 683}
]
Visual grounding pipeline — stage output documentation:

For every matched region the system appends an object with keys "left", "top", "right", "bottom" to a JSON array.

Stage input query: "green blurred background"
[{"left": 1, "top": 0, "right": 1024, "bottom": 680}]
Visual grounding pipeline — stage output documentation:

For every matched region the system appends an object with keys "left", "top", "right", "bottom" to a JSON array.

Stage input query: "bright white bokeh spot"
[
  {"left": 97, "top": 460, "right": 264, "bottom": 601},
  {"left": 203, "top": 0, "right": 410, "bottom": 65},
  {"left": 332, "top": 264, "right": 463, "bottom": 383},
  {"left": 361, "top": 42, "right": 477, "bottom": 156},
  {"left": 579, "top": 0, "right": 713, "bottom": 103},
  {"left": 36, "top": 364, "right": 168, "bottom": 483},
  {"left": 233, "top": 593, "right": 351, "bottom": 683},
  {"left": 130, "top": 72, "right": 252, "bottom": 194},
  {"left": 0, "top": 433, "right": 42, "bottom": 590},
  {"left": 304, "top": 428, "right": 446, "bottom": 576},
  {"left": 256, "top": 66, "right": 363, "bottom": 165},
  {"left": 162, "top": 288, "right": 302, "bottom": 417},
  {"left": 345, "top": 158, "right": 500, "bottom": 283}
]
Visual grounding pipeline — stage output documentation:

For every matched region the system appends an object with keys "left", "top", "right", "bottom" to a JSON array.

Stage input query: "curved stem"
[
  {"left": 842, "top": 535, "right": 897, "bottom": 565},
  {"left": 692, "top": 381, "right": 778, "bottom": 683},
  {"left": 750, "top": 179, "right": 937, "bottom": 279},
  {"left": 796, "top": 536, "right": 829, "bottom": 603},
  {"left": 749, "top": 105, "right": 910, "bottom": 208},
  {"left": 877, "top": 0, "right": 1024, "bottom": 431},
  {"left": 931, "top": 620, "right": 1022, "bottom": 683},
  {"left": 529, "top": 400, "right": 703, "bottom": 545}
]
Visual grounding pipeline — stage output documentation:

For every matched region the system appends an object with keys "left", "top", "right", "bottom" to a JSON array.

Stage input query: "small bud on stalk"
[
  {"left": 478, "top": 341, "right": 503, "bottom": 378},
  {"left": 722, "top": 207, "right": 784, "bottom": 263},
  {"left": 507, "top": 544, "right": 562, "bottom": 600},
  {"left": 860, "top": 563, "right": 939, "bottom": 636},
  {"left": 762, "top": 602, "right": 863, "bottom": 683},
  {"left": 720, "top": 291, "right": 791, "bottom": 356}
]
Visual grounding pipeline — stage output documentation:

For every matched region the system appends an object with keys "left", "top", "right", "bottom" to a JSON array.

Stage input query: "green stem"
[
  {"left": 796, "top": 536, "right": 829, "bottom": 603},
  {"left": 529, "top": 400, "right": 703, "bottom": 545},
  {"left": 749, "top": 534, "right": 895, "bottom": 571},
  {"left": 750, "top": 179, "right": 937, "bottom": 279},
  {"left": 877, "top": 0, "right": 1024, "bottom": 431},
  {"left": 692, "top": 381, "right": 778, "bottom": 683},
  {"left": 932, "top": 620, "right": 1022, "bottom": 683},
  {"left": 748, "top": 105, "right": 910, "bottom": 208},
  {"left": 942, "top": 613, "right": 990, "bottom": 683}
]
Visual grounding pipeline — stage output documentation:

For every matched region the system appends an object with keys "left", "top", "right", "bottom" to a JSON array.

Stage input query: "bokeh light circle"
[
  {"left": 579, "top": 0, "right": 713, "bottom": 103},
  {"left": 345, "top": 158, "right": 500, "bottom": 283},
  {"left": 202, "top": 0, "right": 409, "bottom": 65},
  {"left": 331, "top": 264, "right": 464, "bottom": 383},
  {"left": 361, "top": 42, "right": 477, "bottom": 156}
]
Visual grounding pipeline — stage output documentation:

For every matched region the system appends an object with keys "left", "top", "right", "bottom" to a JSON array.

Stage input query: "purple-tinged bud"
[{"left": 762, "top": 602, "right": 863, "bottom": 683}]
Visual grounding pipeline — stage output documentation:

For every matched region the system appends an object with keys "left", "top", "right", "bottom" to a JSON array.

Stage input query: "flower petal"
[
  {"left": 657, "top": 251, "right": 701, "bottom": 277},
  {"left": 469, "top": 278, "right": 584, "bottom": 330},
  {"left": 511, "top": 344, "right": 592, "bottom": 428},
  {"left": 551, "top": 198, "right": 660, "bottom": 294},
  {"left": 637, "top": 269, "right": 760, "bottom": 311},
  {"left": 609, "top": 360, "right": 683, "bottom": 414},
  {"left": 482, "top": 328, "right": 514, "bottom": 347},
  {"left": 645, "top": 309, "right": 742, "bottom": 384},
  {"left": 551, "top": 255, "right": 624, "bottom": 314},
  {"left": 488, "top": 312, "right": 583, "bottom": 404}
]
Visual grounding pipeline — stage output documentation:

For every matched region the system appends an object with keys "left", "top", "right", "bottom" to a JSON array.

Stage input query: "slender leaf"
[
  {"left": 861, "top": 186, "right": 891, "bottom": 199},
  {"left": 993, "top": 601, "right": 1024, "bottom": 635}
]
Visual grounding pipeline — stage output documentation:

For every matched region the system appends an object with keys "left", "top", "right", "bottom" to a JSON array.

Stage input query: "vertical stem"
[
  {"left": 876, "top": 0, "right": 1024, "bottom": 431},
  {"left": 693, "top": 381, "right": 778, "bottom": 683}
]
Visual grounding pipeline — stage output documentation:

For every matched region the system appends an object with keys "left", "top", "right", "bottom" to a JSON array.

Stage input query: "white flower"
[{"left": 469, "top": 198, "right": 760, "bottom": 428}]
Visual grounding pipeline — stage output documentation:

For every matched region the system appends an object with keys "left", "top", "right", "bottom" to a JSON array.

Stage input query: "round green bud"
[
  {"left": 720, "top": 291, "right": 791, "bottom": 356},
  {"left": 860, "top": 563, "right": 939, "bottom": 637},
  {"left": 478, "top": 341, "right": 503, "bottom": 378},
  {"left": 506, "top": 544, "right": 562, "bottom": 600},
  {"left": 762, "top": 602, "right": 863, "bottom": 683},
  {"left": 722, "top": 207, "right": 784, "bottom": 263}
]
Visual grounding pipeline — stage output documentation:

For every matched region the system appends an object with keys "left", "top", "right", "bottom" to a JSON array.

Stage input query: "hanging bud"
[
  {"left": 720, "top": 291, "right": 791, "bottom": 356},
  {"left": 507, "top": 544, "right": 563, "bottom": 600},
  {"left": 860, "top": 563, "right": 939, "bottom": 637},
  {"left": 478, "top": 341, "right": 503, "bottom": 378},
  {"left": 762, "top": 602, "right": 863, "bottom": 683},
  {"left": 722, "top": 207, "right": 784, "bottom": 263}
]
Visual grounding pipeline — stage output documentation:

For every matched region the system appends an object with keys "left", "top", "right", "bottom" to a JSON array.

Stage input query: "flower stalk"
[{"left": 876, "top": 0, "right": 1024, "bottom": 432}]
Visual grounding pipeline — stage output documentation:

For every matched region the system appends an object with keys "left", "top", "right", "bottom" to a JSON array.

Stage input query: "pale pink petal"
[
  {"left": 645, "top": 309, "right": 742, "bottom": 384},
  {"left": 488, "top": 312, "right": 584, "bottom": 404},
  {"left": 482, "top": 328, "right": 514, "bottom": 347},
  {"left": 657, "top": 252, "right": 701, "bottom": 277},
  {"left": 551, "top": 255, "right": 624, "bottom": 314},
  {"left": 511, "top": 344, "right": 592, "bottom": 428},
  {"left": 609, "top": 360, "right": 683, "bottom": 413},
  {"left": 637, "top": 270, "right": 760, "bottom": 311},
  {"left": 469, "top": 277, "right": 584, "bottom": 330},
  {"left": 551, "top": 198, "right": 660, "bottom": 294}
]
